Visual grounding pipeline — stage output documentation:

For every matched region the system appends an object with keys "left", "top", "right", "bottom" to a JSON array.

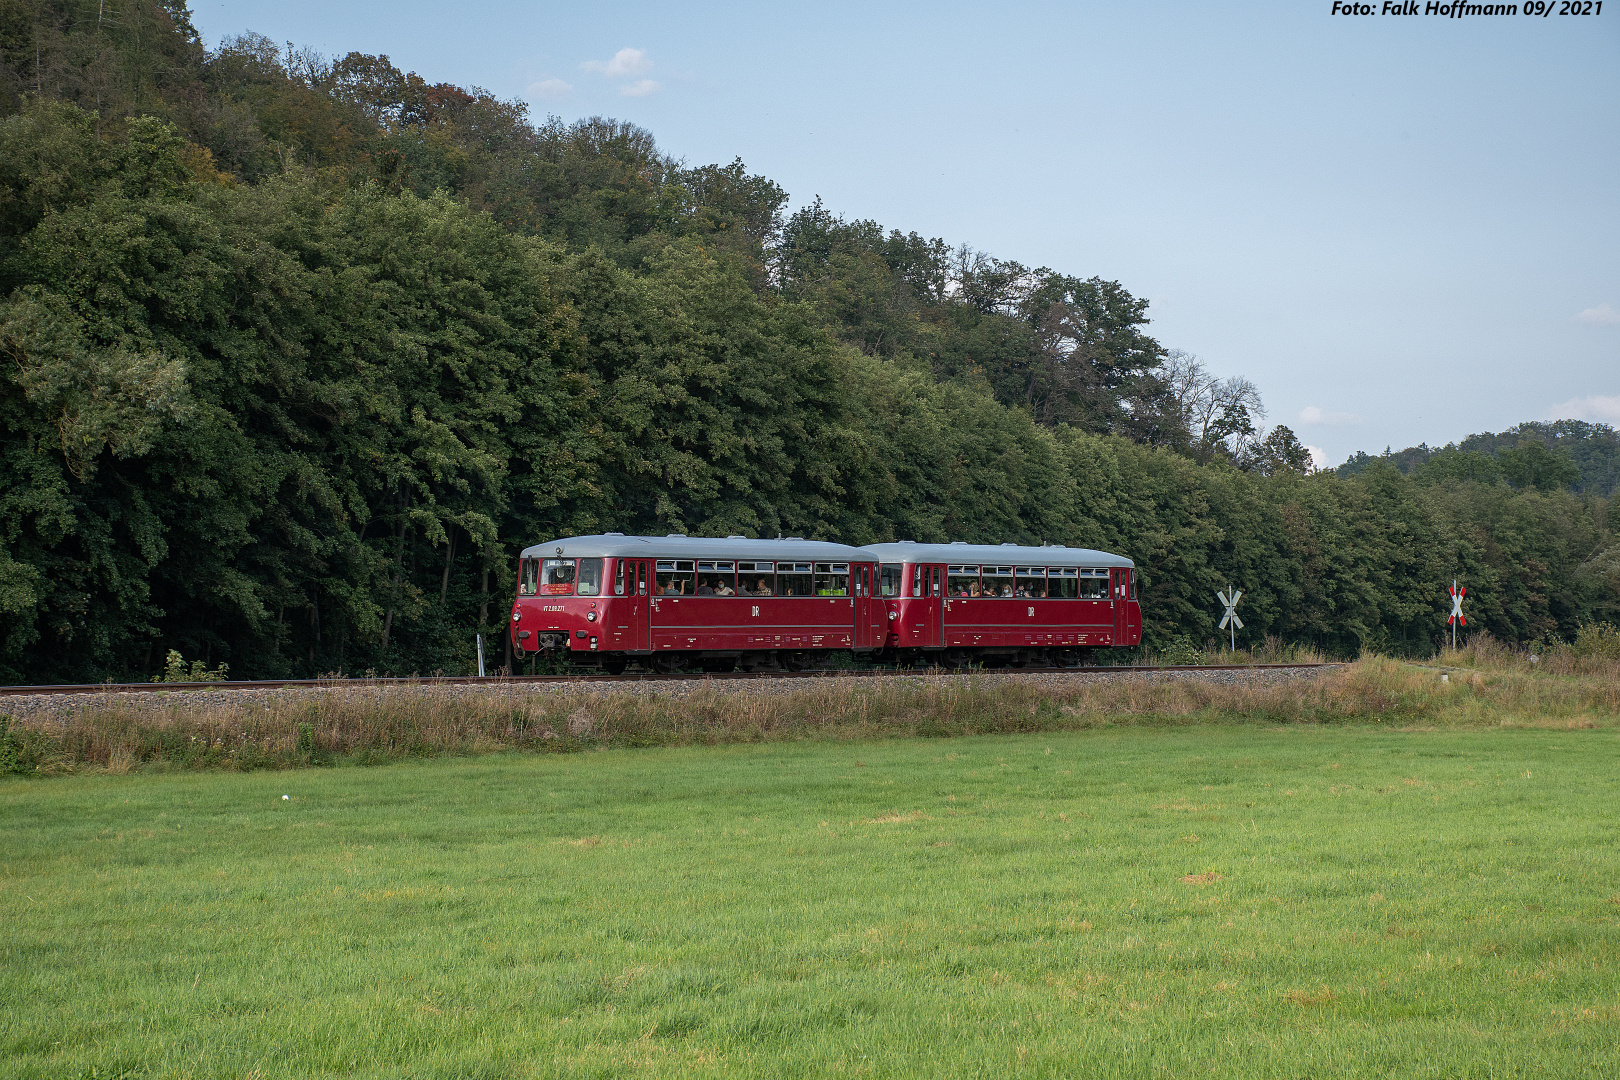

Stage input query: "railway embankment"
[{"left": 1, "top": 656, "right": 1613, "bottom": 776}]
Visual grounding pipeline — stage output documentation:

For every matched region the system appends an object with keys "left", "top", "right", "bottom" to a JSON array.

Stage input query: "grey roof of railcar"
[
  {"left": 519, "top": 534, "right": 872, "bottom": 562},
  {"left": 860, "top": 541, "right": 1133, "bottom": 568}
]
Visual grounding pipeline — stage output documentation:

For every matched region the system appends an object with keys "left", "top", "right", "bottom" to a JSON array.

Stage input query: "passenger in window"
[
  {"left": 716, "top": 579, "right": 735, "bottom": 596},
  {"left": 695, "top": 576, "right": 715, "bottom": 596},
  {"left": 752, "top": 577, "right": 774, "bottom": 596}
]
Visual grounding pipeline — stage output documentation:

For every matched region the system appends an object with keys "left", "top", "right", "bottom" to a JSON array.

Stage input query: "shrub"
[
  {"left": 1571, "top": 621, "right": 1620, "bottom": 661},
  {"left": 1160, "top": 636, "right": 1207, "bottom": 666},
  {"left": 152, "top": 650, "right": 230, "bottom": 683},
  {"left": 0, "top": 715, "right": 58, "bottom": 775}
]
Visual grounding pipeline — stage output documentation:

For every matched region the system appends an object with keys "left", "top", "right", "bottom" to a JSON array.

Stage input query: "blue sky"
[{"left": 188, "top": 0, "right": 1619, "bottom": 465}]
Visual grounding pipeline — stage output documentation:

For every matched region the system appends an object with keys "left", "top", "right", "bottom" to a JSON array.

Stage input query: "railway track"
[{"left": 0, "top": 663, "right": 1333, "bottom": 698}]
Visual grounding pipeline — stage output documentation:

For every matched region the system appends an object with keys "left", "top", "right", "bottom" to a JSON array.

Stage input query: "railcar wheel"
[{"left": 602, "top": 657, "right": 628, "bottom": 676}]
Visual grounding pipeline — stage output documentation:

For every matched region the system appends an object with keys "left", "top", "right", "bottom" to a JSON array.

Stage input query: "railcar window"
[
  {"left": 654, "top": 560, "right": 695, "bottom": 596},
  {"left": 982, "top": 565, "right": 1015, "bottom": 597},
  {"left": 947, "top": 565, "right": 981, "bottom": 597},
  {"left": 614, "top": 560, "right": 625, "bottom": 596},
  {"left": 736, "top": 561, "right": 774, "bottom": 596},
  {"left": 540, "top": 559, "right": 576, "bottom": 595},
  {"left": 776, "top": 562, "right": 814, "bottom": 597},
  {"left": 1016, "top": 567, "right": 1047, "bottom": 598},
  {"left": 695, "top": 560, "right": 736, "bottom": 596},
  {"left": 880, "top": 564, "right": 902, "bottom": 598},
  {"left": 1130, "top": 573, "right": 1139, "bottom": 601},
  {"left": 519, "top": 559, "right": 540, "bottom": 597},
  {"left": 576, "top": 558, "right": 603, "bottom": 596},
  {"left": 1079, "top": 569, "right": 1109, "bottom": 599},
  {"left": 814, "top": 562, "right": 849, "bottom": 596},
  {"left": 1049, "top": 567, "right": 1079, "bottom": 599}
]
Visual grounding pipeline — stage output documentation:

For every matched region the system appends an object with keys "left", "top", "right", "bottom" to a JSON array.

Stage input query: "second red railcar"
[{"left": 863, "top": 541, "right": 1142, "bottom": 666}]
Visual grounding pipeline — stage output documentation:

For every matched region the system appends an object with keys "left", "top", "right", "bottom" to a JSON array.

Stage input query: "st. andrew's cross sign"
[
  {"left": 1448, "top": 579, "right": 1467, "bottom": 649},
  {"left": 1217, "top": 587, "right": 1243, "bottom": 651}
]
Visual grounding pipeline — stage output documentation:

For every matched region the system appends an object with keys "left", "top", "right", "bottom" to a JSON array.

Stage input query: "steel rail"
[{"left": 0, "top": 663, "right": 1334, "bottom": 697}]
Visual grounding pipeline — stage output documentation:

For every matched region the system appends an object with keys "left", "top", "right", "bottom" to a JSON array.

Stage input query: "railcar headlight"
[
  {"left": 512, "top": 610, "right": 521, "bottom": 622},
  {"left": 587, "top": 611, "right": 597, "bottom": 622},
  {"left": 888, "top": 611, "right": 897, "bottom": 620}
]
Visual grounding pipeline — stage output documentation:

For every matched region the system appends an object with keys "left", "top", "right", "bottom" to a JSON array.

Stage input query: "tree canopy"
[{"left": 0, "top": 6, "right": 1613, "bottom": 681}]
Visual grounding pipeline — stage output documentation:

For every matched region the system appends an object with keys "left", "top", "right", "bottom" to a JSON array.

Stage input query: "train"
[{"left": 510, "top": 533, "right": 1142, "bottom": 673}]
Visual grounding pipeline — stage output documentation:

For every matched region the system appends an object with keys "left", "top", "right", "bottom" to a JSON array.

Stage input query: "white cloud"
[
  {"left": 1304, "top": 445, "right": 1332, "bottom": 471},
  {"left": 619, "top": 79, "right": 660, "bottom": 97},
  {"left": 1577, "top": 303, "right": 1620, "bottom": 325},
  {"left": 582, "top": 47, "right": 652, "bottom": 78},
  {"left": 1297, "top": 405, "right": 1359, "bottom": 426},
  {"left": 527, "top": 77, "right": 571, "bottom": 100},
  {"left": 1545, "top": 395, "right": 1620, "bottom": 424}
]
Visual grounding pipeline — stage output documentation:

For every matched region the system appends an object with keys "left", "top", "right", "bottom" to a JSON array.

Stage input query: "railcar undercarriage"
[{"left": 512, "top": 645, "right": 1097, "bottom": 675}]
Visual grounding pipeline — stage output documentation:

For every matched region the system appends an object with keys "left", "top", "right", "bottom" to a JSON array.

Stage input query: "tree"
[
  {"left": 1497, "top": 441, "right": 1580, "bottom": 492},
  {"left": 1242, "top": 425, "right": 1313, "bottom": 476},
  {"left": 1156, "top": 349, "right": 1266, "bottom": 463}
]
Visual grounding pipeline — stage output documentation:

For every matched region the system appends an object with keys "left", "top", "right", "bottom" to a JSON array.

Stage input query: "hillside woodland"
[{"left": 1, "top": 1, "right": 1615, "bottom": 680}]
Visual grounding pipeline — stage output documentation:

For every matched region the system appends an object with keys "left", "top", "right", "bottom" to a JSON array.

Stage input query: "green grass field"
[{"left": 4, "top": 726, "right": 1618, "bottom": 1078}]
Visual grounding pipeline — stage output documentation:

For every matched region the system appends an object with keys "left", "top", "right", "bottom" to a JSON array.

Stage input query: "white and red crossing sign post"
[{"left": 1448, "top": 579, "right": 1467, "bottom": 650}]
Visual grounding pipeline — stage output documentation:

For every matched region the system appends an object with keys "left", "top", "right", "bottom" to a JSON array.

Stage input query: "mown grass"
[
  {"left": 3, "top": 725, "right": 1618, "bottom": 1078},
  {"left": 5, "top": 656, "right": 1617, "bottom": 777}
]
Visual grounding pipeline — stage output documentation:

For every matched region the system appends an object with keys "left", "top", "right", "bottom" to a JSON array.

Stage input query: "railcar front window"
[
  {"left": 1016, "top": 567, "right": 1047, "bottom": 598},
  {"left": 519, "top": 559, "right": 540, "bottom": 597},
  {"left": 541, "top": 559, "right": 576, "bottom": 595},
  {"left": 776, "top": 562, "right": 814, "bottom": 597},
  {"left": 880, "top": 564, "right": 902, "bottom": 597},
  {"left": 1049, "top": 568, "right": 1079, "bottom": 599},
  {"left": 947, "top": 565, "right": 980, "bottom": 597},
  {"left": 815, "top": 562, "right": 849, "bottom": 596},
  {"left": 614, "top": 560, "right": 626, "bottom": 596},
  {"left": 655, "top": 560, "right": 696, "bottom": 596},
  {"left": 576, "top": 558, "right": 603, "bottom": 596}
]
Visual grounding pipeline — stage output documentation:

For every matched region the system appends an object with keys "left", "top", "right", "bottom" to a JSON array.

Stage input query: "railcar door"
[
  {"left": 854, "top": 563, "right": 883, "bottom": 651},
  {"left": 909, "top": 563, "right": 943, "bottom": 649},
  {"left": 1124, "top": 570, "right": 1142, "bottom": 646},
  {"left": 1111, "top": 568, "right": 1131, "bottom": 647},
  {"left": 630, "top": 560, "right": 650, "bottom": 651}
]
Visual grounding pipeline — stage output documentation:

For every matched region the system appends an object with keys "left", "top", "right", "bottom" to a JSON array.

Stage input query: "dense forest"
[
  {"left": 1338, "top": 421, "right": 1620, "bottom": 498},
  {"left": 1, "top": 1, "right": 1615, "bottom": 682}
]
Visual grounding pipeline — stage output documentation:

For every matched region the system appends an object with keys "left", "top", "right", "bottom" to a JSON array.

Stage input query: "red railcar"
[
  {"left": 511, "top": 535, "right": 884, "bottom": 673},
  {"left": 862, "top": 541, "right": 1142, "bottom": 665}
]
